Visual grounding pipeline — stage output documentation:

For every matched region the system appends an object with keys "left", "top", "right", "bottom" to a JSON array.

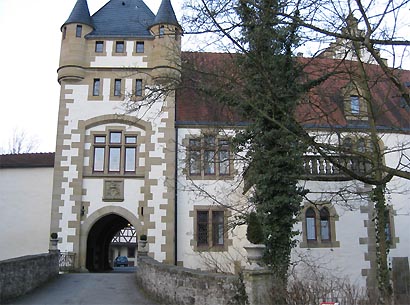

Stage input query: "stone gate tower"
[{"left": 51, "top": 0, "right": 181, "bottom": 271}]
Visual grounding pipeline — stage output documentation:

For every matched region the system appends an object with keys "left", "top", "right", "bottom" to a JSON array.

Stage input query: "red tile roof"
[
  {"left": 0, "top": 153, "right": 55, "bottom": 168},
  {"left": 177, "top": 52, "right": 410, "bottom": 131}
]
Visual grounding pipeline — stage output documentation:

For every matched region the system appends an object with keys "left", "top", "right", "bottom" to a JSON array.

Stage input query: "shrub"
[{"left": 246, "top": 212, "right": 264, "bottom": 244}]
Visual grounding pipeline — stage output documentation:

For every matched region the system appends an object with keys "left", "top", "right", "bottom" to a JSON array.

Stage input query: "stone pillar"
[
  {"left": 392, "top": 257, "right": 410, "bottom": 305},
  {"left": 243, "top": 269, "right": 275, "bottom": 305},
  {"left": 137, "top": 240, "right": 148, "bottom": 257}
]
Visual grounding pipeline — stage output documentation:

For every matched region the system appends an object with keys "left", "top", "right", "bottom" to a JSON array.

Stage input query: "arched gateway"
[
  {"left": 86, "top": 214, "right": 130, "bottom": 271},
  {"left": 79, "top": 206, "right": 141, "bottom": 271}
]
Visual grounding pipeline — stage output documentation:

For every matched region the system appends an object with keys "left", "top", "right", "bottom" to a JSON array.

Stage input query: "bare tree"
[
  {"left": 5, "top": 128, "right": 39, "bottom": 154},
  {"left": 177, "top": 1, "right": 410, "bottom": 304}
]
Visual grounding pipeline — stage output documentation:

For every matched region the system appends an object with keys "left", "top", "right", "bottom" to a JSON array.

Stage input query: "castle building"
[{"left": 1, "top": 0, "right": 409, "bottom": 297}]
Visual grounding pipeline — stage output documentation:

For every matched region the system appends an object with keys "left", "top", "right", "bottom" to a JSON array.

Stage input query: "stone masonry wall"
[
  {"left": 0, "top": 252, "right": 59, "bottom": 302},
  {"left": 136, "top": 256, "right": 243, "bottom": 305}
]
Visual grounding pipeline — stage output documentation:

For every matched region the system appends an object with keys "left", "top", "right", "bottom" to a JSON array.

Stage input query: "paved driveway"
[{"left": 6, "top": 270, "right": 160, "bottom": 305}]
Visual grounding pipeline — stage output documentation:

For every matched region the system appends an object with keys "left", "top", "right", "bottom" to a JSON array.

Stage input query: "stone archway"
[
  {"left": 86, "top": 214, "right": 129, "bottom": 271},
  {"left": 79, "top": 206, "right": 141, "bottom": 272}
]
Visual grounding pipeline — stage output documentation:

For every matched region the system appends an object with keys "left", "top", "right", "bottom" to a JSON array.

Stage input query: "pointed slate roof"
[
  {"left": 86, "top": 0, "right": 155, "bottom": 38},
  {"left": 62, "top": 0, "right": 94, "bottom": 29},
  {"left": 153, "top": 0, "right": 179, "bottom": 27}
]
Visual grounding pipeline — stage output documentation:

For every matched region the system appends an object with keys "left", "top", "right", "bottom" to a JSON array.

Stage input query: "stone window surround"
[
  {"left": 87, "top": 76, "right": 148, "bottom": 101},
  {"left": 342, "top": 82, "right": 369, "bottom": 121},
  {"left": 299, "top": 203, "right": 340, "bottom": 248},
  {"left": 111, "top": 79, "right": 123, "bottom": 100},
  {"left": 114, "top": 41, "right": 125, "bottom": 54},
  {"left": 90, "top": 38, "right": 152, "bottom": 57},
  {"left": 183, "top": 133, "right": 234, "bottom": 180},
  {"left": 83, "top": 127, "right": 144, "bottom": 177},
  {"left": 190, "top": 206, "right": 232, "bottom": 252},
  {"left": 94, "top": 41, "right": 107, "bottom": 55},
  {"left": 90, "top": 78, "right": 103, "bottom": 100},
  {"left": 135, "top": 41, "right": 144, "bottom": 53},
  {"left": 363, "top": 205, "right": 398, "bottom": 249}
]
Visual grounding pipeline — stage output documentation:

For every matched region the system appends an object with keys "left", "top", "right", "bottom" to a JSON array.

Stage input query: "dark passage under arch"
[{"left": 86, "top": 214, "right": 130, "bottom": 272}]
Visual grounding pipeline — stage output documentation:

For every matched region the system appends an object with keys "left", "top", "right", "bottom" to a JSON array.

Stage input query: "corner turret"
[
  {"left": 58, "top": 0, "right": 94, "bottom": 83},
  {"left": 149, "top": 0, "right": 182, "bottom": 78}
]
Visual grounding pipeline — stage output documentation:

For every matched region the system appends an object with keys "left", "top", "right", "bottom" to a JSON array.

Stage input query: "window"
[
  {"left": 218, "top": 139, "right": 230, "bottom": 175},
  {"left": 92, "top": 131, "right": 137, "bottom": 174},
  {"left": 382, "top": 208, "right": 397, "bottom": 248},
  {"left": 175, "top": 27, "right": 180, "bottom": 40},
  {"left": 76, "top": 25, "right": 82, "bottom": 37},
  {"left": 62, "top": 26, "right": 67, "bottom": 40},
  {"left": 350, "top": 95, "right": 360, "bottom": 115},
  {"left": 115, "top": 41, "right": 125, "bottom": 53},
  {"left": 159, "top": 25, "right": 165, "bottom": 37},
  {"left": 188, "top": 136, "right": 231, "bottom": 178},
  {"left": 306, "top": 208, "right": 316, "bottom": 241},
  {"left": 135, "top": 79, "right": 143, "bottom": 96},
  {"left": 95, "top": 41, "right": 104, "bottom": 53},
  {"left": 343, "top": 137, "right": 353, "bottom": 151},
  {"left": 319, "top": 208, "right": 330, "bottom": 241},
  {"left": 204, "top": 136, "right": 216, "bottom": 175},
  {"left": 356, "top": 138, "right": 366, "bottom": 153},
  {"left": 212, "top": 211, "right": 224, "bottom": 246},
  {"left": 93, "top": 79, "right": 101, "bottom": 96},
  {"left": 195, "top": 208, "right": 226, "bottom": 250},
  {"left": 197, "top": 211, "right": 209, "bottom": 246},
  {"left": 114, "top": 79, "right": 122, "bottom": 96},
  {"left": 301, "top": 204, "right": 340, "bottom": 248},
  {"left": 136, "top": 41, "right": 144, "bottom": 53}
]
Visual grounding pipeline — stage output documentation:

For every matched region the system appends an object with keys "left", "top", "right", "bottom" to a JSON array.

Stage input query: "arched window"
[
  {"left": 356, "top": 138, "right": 366, "bottom": 153},
  {"left": 306, "top": 208, "right": 316, "bottom": 241},
  {"left": 343, "top": 137, "right": 353, "bottom": 151},
  {"left": 301, "top": 205, "right": 340, "bottom": 248},
  {"left": 320, "top": 208, "right": 331, "bottom": 241}
]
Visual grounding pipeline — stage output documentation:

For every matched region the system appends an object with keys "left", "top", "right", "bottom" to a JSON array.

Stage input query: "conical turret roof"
[
  {"left": 152, "top": 0, "right": 179, "bottom": 27},
  {"left": 62, "top": 0, "right": 94, "bottom": 29}
]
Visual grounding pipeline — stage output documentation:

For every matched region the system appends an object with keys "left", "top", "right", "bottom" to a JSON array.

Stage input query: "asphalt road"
[{"left": 6, "top": 268, "right": 161, "bottom": 305}]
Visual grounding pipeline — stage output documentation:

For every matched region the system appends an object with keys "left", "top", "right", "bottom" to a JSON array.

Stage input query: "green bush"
[{"left": 246, "top": 212, "right": 264, "bottom": 244}]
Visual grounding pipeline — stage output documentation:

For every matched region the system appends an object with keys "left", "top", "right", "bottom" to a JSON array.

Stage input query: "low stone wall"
[
  {"left": 136, "top": 256, "right": 243, "bottom": 305},
  {"left": 0, "top": 252, "right": 59, "bottom": 302}
]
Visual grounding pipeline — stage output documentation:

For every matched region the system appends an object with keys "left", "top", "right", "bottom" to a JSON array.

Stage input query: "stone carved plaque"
[{"left": 103, "top": 180, "right": 124, "bottom": 202}]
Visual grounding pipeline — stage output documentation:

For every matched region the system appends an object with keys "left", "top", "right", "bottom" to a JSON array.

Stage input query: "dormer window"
[
  {"left": 76, "top": 25, "right": 82, "bottom": 38},
  {"left": 350, "top": 95, "right": 360, "bottom": 115}
]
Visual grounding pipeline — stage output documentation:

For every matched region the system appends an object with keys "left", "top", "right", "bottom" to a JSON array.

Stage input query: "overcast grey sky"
[{"left": 0, "top": 0, "right": 182, "bottom": 153}]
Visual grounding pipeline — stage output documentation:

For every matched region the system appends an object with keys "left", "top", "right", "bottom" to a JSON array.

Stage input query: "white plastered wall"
[
  {"left": 0, "top": 167, "right": 53, "bottom": 260},
  {"left": 176, "top": 127, "right": 250, "bottom": 272}
]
